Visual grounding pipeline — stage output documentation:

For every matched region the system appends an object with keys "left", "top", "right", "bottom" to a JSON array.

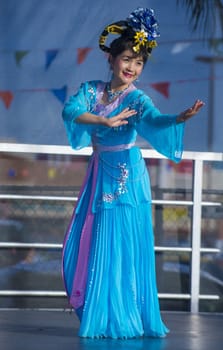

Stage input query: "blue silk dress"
[{"left": 62, "top": 80, "right": 185, "bottom": 339}]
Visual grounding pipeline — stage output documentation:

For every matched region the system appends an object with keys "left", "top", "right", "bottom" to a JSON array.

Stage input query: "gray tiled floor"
[{"left": 0, "top": 310, "right": 222, "bottom": 350}]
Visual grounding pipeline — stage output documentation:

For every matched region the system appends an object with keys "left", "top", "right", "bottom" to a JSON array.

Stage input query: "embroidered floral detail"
[
  {"left": 102, "top": 163, "right": 129, "bottom": 203},
  {"left": 174, "top": 150, "right": 182, "bottom": 159},
  {"left": 128, "top": 94, "right": 145, "bottom": 125},
  {"left": 102, "top": 193, "right": 116, "bottom": 203},
  {"left": 117, "top": 163, "right": 129, "bottom": 194},
  {"left": 88, "top": 87, "right": 94, "bottom": 94},
  {"left": 86, "top": 85, "right": 96, "bottom": 112},
  {"left": 113, "top": 125, "right": 129, "bottom": 132},
  {"left": 111, "top": 96, "right": 145, "bottom": 131}
]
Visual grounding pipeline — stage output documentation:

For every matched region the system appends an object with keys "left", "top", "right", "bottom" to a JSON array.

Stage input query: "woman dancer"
[{"left": 62, "top": 7, "right": 204, "bottom": 339}]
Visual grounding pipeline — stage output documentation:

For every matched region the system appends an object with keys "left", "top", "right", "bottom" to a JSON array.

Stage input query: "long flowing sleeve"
[
  {"left": 128, "top": 91, "right": 185, "bottom": 163},
  {"left": 62, "top": 81, "right": 96, "bottom": 149}
]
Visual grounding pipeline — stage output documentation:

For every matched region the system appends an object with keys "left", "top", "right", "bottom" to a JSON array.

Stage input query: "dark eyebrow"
[
  {"left": 122, "top": 55, "right": 132, "bottom": 59},
  {"left": 122, "top": 55, "right": 143, "bottom": 62}
]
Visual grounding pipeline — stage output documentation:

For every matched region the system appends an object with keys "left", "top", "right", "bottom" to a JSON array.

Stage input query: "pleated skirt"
[{"left": 62, "top": 199, "right": 169, "bottom": 338}]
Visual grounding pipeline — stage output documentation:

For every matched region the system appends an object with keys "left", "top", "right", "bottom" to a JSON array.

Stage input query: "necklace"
[{"left": 106, "top": 83, "right": 128, "bottom": 102}]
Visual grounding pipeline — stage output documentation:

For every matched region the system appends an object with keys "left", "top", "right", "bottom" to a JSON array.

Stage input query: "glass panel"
[
  {"left": 0, "top": 199, "right": 73, "bottom": 244},
  {"left": 199, "top": 253, "right": 223, "bottom": 313},
  {"left": 201, "top": 160, "right": 223, "bottom": 251},
  {"left": 202, "top": 161, "right": 223, "bottom": 197},
  {"left": 156, "top": 251, "right": 191, "bottom": 295},
  {"left": 0, "top": 248, "right": 63, "bottom": 291},
  {"left": 146, "top": 158, "right": 193, "bottom": 201},
  {"left": 200, "top": 160, "right": 223, "bottom": 313},
  {"left": 154, "top": 205, "right": 191, "bottom": 247},
  {"left": 0, "top": 152, "right": 89, "bottom": 187},
  {"left": 201, "top": 213, "right": 223, "bottom": 249},
  {"left": 0, "top": 152, "right": 90, "bottom": 244}
]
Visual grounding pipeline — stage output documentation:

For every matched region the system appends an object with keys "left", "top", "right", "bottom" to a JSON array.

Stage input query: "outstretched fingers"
[
  {"left": 108, "top": 108, "right": 137, "bottom": 127},
  {"left": 119, "top": 107, "right": 137, "bottom": 119},
  {"left": 190, "top": 99, "right": 205, "bottom": 114},
  {"left": 178, "top": 99, "right": 205, "bottom": 122}
]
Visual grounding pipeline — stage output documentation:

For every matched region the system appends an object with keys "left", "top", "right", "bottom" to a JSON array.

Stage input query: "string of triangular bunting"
[
  {"left": 8, "top": 39, "right": 223, "bottom": 68},
  {"left": 0, "top": 76, "right": 220, "bottom": 109},
  {"left": 2, "top": 36, "right": 223, "bottom": 67},
  {"left": 1, "top": 43, "right": 222, "bottom": 108},
  {"left": 13, "top": 48, "right": 93, "bottom": 68},
  {"left": 0, "top": 86, "right": 67, "bottom": 108}
]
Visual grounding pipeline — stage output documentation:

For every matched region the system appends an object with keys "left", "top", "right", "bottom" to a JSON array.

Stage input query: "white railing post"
[{"left": 190, "top": 159, "right": 203, "bottom": 313}]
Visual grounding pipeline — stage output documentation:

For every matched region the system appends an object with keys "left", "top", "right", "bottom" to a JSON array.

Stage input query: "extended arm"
[
  {"left": 76, "top": 108, "right": 136, "bottom": 127},
  {"left": 62, "top": 81, "right": 136, "bottom": 149}
]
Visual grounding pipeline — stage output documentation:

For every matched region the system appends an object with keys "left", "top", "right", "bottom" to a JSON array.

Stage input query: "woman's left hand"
[{"left": 177, "top": 99, "right": 205, "bottom": 123}]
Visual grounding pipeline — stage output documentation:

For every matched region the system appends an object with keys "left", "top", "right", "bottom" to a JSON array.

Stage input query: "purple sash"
[
  {"left": 63, "top": 142, "right": 135, "bottom": 309},
  {"left": 69, "top": 153, "right": 99, "bottom": 309}
]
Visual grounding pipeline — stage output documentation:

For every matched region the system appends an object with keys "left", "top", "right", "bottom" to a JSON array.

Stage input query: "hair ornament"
[
  {"left": 99, "top": 20, "right": 127, "bottom": 53},
  {"left": 127, "top": 7, "right": 160, "bottom": 53},
  {"left": 99, "top": 8, "right": 160, "bottom": 55},
  {"left": 133, "top": 29, "right": 148, "bottom": 53}
]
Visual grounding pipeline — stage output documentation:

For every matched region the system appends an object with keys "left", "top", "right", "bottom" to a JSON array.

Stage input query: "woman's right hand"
[{"left": 104, "top": 108, "right": 137, "bottom": 128}]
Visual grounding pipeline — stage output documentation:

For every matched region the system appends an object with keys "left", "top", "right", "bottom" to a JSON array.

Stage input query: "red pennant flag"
[
  {"left": 0, "top": 91, "right": 14, "bottom": 108},
  {"left": 77, "top": 48, "right": 92, "bottom": 64},
  {"left": 150, "top": 82, "right": 170, "bottom": 98}
]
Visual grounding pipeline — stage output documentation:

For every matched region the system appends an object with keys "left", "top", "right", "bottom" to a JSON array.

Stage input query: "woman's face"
[{"left": 110, "top": 49, "right": 144, "bottom": 88}]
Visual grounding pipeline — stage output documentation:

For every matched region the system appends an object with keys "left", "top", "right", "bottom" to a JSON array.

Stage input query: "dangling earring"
[{"left": 135, "top": 77, "right": 139, "bottom": 83}]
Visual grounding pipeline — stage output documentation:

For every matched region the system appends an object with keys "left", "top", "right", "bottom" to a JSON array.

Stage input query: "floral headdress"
[{"left": 99, "top": 7, "right": 160, "bottom": 56}]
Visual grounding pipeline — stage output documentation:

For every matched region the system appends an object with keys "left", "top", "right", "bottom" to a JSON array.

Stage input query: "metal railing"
[{"left": 0, "top": 143, "right": 222, "bottom": 313}]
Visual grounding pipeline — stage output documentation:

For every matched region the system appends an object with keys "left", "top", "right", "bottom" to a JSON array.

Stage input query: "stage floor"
[{"left": 0, "top": 310, "right": 222, "bottom": 350}]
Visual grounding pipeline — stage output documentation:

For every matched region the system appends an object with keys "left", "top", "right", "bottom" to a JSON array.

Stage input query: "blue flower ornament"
[{"left": 126, "top": 7, "right": 160, "bottom": 53}]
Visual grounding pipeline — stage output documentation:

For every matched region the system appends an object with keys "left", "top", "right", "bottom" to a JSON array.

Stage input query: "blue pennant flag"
[
  {"left": 51, "top": 86, "right": 67, "bottom": 104},
  {"left": 45, "top": 49, "right": 59, "bottom": 69}
]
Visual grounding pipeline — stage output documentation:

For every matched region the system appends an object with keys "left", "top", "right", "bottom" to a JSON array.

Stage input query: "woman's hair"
[
  {"left": 109, "top": 28, "right": 150, "bottom": 64},
  {"left": 99, "top": 9, "right": 160, "bottom": 64}
]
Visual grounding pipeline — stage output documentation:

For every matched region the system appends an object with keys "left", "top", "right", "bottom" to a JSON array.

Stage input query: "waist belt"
[{"left": 93, "top": 142, "right": 135, "bottom": 153}]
